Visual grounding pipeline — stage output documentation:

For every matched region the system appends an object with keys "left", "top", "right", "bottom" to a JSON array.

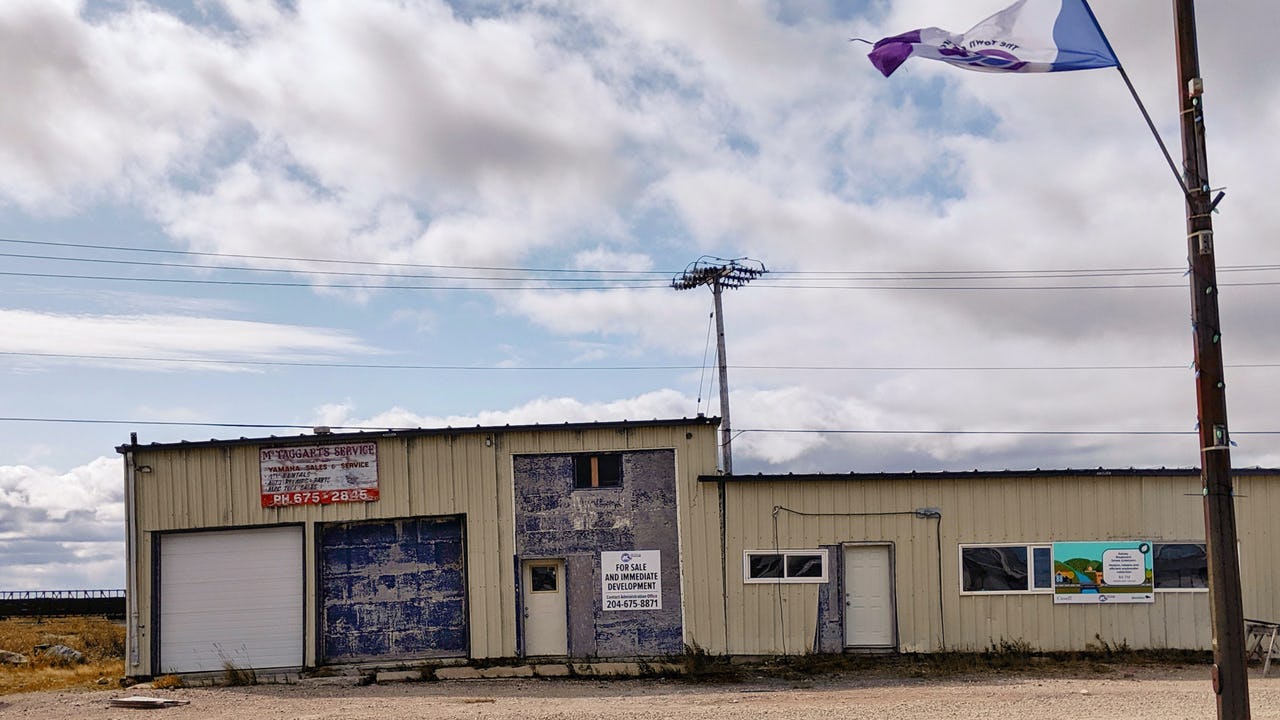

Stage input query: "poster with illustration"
[{"left": 1052, "top": 541, "right": 1154, "bottom": 604}]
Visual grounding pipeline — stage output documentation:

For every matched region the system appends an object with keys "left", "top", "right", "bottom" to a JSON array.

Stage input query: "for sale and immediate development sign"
[
  {"left": 260, "top": 442, "right": 379, "bottom": 507},
  {"left": 601, "top": 550, "right": 662, "bottom": 611}
]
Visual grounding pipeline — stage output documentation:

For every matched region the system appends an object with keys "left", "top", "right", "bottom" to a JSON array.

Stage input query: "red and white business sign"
[{"left": 260, "top": 442, "right": 379, "bottom": 508}]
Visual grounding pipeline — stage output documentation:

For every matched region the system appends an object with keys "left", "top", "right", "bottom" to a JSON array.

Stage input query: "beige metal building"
[
  {"left": 120, "top": 418, "right": 720, "bottom": 677},
  {"left": 119, "top": 417, "right": 1278, "bottom": 677},
  {"left": 706, "top": 469, "right": 1279, "bottom": 655}
]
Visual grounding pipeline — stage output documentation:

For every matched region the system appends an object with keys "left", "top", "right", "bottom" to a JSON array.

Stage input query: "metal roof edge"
[
  {"left": 116, "top": 415, "right": 720, "bottom": 454},
  {"left": 699, "top": 466, "right": 1280, "bottom": 483}
]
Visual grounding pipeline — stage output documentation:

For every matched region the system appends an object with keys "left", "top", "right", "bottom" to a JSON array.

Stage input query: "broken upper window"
[{"left": 573, "top": 454, "right": 622, "bottom": 489}]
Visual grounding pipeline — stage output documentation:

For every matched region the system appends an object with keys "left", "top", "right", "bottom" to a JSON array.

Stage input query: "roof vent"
[{"left": 313, "top": 426, "right": 332, "bottom": 435}]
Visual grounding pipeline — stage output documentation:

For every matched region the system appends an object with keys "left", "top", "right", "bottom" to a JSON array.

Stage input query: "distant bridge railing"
[{"left": 0, "top": 590, "right": 126, "bottom": 619}]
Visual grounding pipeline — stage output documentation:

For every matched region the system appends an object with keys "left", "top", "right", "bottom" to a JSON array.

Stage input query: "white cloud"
[
  {"left": 0, "top": 456, "right": 124, "bottom": 590},
  {"left": 0, "top": 0, "right": 240, "bottom": 211},
  {"left": 493, "top": 288, "right": 721, "bottom": 361},
  {"left": 316, "top": 389, "right": 700, "bottom": 432},
  {"left": 0, "top": 309, "right": 373, "bottom": 370}
]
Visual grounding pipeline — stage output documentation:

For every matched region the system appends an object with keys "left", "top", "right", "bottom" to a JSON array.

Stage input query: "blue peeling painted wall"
[
  {"left": 514, "top": 449, "right": 683, "bottom": 658},
  {"left": 320, "top": 515, "right": 467, "bottom": 662},
  {"left": 815, "top": 543, "right": 845, "bottom": 653}
]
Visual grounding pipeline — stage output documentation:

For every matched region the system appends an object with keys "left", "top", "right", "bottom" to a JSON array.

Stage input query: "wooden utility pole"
[
  {"left": 711, "top": 280, "right": 733, "bottom": 474},
  {"left": 1173, "top": 2, "right": 1249, "bottom": 717},
  {"left": 671, "top": 256, "right": 767, "bottom": 474}
]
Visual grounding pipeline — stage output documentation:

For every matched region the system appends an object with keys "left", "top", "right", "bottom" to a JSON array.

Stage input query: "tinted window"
[
  {"left": 962, "top": 546, "right": 1028, "bottom": 591},
  {"left": 1154, "top": 543, "right": 1208, "bottom": 589},
  {"left": 1032, "top": 547, "right": 1053, "bottom": 590},
  {"left": 786, "top": 554, "right": 825, "bottom": 578},
  {"left": 748, "top": 554, "right": 784, "bottom": 579}
]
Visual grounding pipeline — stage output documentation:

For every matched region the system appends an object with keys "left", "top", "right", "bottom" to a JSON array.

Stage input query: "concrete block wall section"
[{"left": 514, "top": 450, "right": 684, "bottom": 658}]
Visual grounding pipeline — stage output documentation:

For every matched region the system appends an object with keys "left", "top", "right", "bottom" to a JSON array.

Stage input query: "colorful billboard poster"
[
  {"left": 1053, "top": 541, "right": 1154, "bottom": 604},
  {"left": 259, "top": 442, "right": 379, "bottom": 507}
]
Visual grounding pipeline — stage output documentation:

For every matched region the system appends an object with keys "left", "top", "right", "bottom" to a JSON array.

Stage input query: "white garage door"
[{"left": 159, "top": 526, "right": 304, "bottom": 673}]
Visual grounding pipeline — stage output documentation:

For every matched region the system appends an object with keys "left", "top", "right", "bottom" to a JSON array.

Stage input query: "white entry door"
[
  {"left": 522, "top": 559, "right": 568, "bottom": 656},
  {"left": 843, "top": 544, "right": 896, "bottom": 648}
]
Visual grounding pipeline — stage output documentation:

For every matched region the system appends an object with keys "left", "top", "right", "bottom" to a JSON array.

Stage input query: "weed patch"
[
  {"left": 221, "top": 660, "right": 258, "bottom": 686},
  {"left": 0, "top": 617, "right": 125, "bottom": 695},
  {"left": 673, "top": 643, "right": 741, "bottom": 682},
  {"left": 151, "top": 674, "right": 185, "bottom": 690}
]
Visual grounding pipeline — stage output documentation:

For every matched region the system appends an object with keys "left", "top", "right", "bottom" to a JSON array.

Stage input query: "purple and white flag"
[{"left": 869, "top": 0, "right": 1117, "bottom": 77}]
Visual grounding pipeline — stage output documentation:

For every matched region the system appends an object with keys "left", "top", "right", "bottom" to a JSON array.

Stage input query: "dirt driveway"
[{"left": 3, "top": 665, "right": 1279, "bottom": 720}]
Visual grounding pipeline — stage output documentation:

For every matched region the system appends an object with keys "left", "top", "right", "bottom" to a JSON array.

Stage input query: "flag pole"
[
  {"left": 1114, "top": 64, "right": 1190, "bottom": 197},
  {"left": 1171, "top": 1, "right": 1250, "bottom": 718}
]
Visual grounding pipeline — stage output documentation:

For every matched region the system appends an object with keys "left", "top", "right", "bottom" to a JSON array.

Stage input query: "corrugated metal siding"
[
  {"left": 128, "top": 422, "right": 718, "bottom": 673},
  {"left": 707, "top": 472, "right": 1269, "bottom": 654},
  {"left": 1237, "top": 473, "right": 1280, "bottom": 621}
]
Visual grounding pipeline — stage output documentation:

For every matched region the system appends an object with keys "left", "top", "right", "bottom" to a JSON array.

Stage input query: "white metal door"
[
  {"left": 522, "top": 560, "right": 568, "bottom": 656},
  {"left": 843, "top": 544, "right": 896, "bottom": 648},
  {"left": 159, "top": 526, "right": 304, "bottom": 673}
]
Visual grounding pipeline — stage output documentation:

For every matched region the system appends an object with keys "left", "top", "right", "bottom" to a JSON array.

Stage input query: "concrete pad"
[
  {"left": 573, "top": 662, "right": 639, "bottom": 676},
  {"left": 375, "top": 670, "right": 421, "bottom": 683},
  {"left": 435, "top": 666, "right": 483, "bottom": 680},
  {"left": 533, "top": 664, "right": 572, "bottom": 677},
  {"left": 478, "top": 665, "right": 534, "bottom": 678}
]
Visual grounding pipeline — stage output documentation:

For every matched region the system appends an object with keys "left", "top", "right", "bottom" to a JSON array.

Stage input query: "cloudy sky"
[{"left": 2, "top": 0, "right": 1277, "bottom": 590}]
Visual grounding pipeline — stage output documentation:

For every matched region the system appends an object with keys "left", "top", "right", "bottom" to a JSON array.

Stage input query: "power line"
[
  {"left": 3, "top": 351, "right": 1279, "bottom": 371},
  {"left": 0, "top": 251, "right": 670, "bottom": 284},
  {"left": 769, "top": 265, "right": 1280, "bottom": 279},
  {"left": 0, "top": 351, "right": 696, "bottom": 370},
  {"left": 0, "top": 270, "right": 668, "bottom": 290},
  {"left": 13, "top": 268, "right": 1280, "bottom": 292},
  {"left": 757, "top": 281, "right": 1280, "bottom": 291},
  {"left": 3, "top": 415, "right": 1279, "bottom": 437},
  {"left": 7, "top": 236, "right": 1280, "bottom": 286},
  {"left": 0, "top": 237, "right": 668, "bottom": 275}
]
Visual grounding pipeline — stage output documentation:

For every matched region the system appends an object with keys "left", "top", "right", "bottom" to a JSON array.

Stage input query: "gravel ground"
[{"left": 2, "top": 665, "right": 1279, "bottom": 719}]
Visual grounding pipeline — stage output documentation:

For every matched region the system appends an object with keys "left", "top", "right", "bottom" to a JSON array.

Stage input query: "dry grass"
[{"left": 0, "top": 617, "right": 125, "bottom": 696}]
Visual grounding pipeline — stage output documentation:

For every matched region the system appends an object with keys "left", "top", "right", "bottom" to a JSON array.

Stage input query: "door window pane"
[{"left": 530, "top": 565, "right": 558, "bottom": 592}]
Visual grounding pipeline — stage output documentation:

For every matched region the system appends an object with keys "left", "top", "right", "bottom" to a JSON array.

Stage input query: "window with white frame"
[
  {"left": 744, "top": 549, "right": 829, "bottom": 583},
  {"left": 960, "top": 544, "right": 1053, "bottom": 593}
]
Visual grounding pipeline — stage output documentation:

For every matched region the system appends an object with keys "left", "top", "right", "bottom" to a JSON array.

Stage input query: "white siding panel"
[{"left": 159, "top": 526, "right": 303, "bottom": 673}]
